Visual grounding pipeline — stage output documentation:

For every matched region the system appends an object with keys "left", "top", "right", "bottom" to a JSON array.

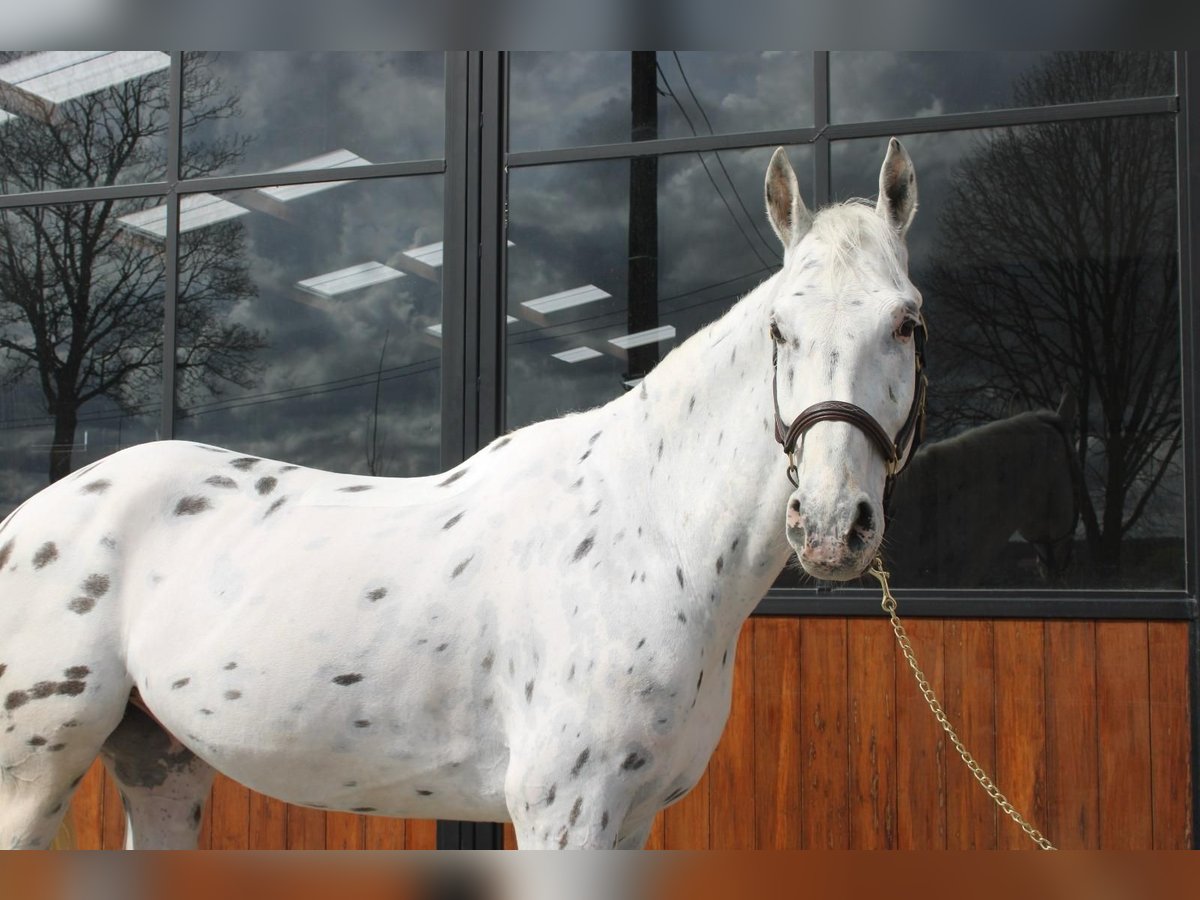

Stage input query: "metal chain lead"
[{"left": 867, "top": 557, "right": 1057, "bottom": 851}]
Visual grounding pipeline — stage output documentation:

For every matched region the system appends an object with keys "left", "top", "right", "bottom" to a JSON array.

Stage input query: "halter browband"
[{"left": 772, "top": 322, "right": 928, "bottom": 500}]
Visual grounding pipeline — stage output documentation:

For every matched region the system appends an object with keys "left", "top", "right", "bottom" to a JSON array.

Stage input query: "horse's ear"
[
  {"left": 876, "top": 137, "right": 918, "bottom": 237},
  {"left": 764, "top": 147, "right": 812, "bottom": 251},
  {"left": 1056, "top": 385, "right": 1078, "bottom": 426}
]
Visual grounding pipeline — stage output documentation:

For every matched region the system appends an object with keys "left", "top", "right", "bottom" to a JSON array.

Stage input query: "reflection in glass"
[
  {"left": 830, "top": 51, "right": 1174, "bottom": 123},
  {"left": 0, "top": 197, "right": 164, "bottom": 516},
  {"left": 509, "top": 52, "right": 813, "bottom": 151},
  {"left": 832, "top": 84, "right": 1180, "bottom": 587},
  {"left": 506, "top": 145, "right": 811, "bottom": 430},
  {"left": 0, "top": 50, "right": 171, "bottom": 192},
  {"left": 182, "top": 52, "right": 445, "bottom": 179},
  {"left": 173, "top": 176, "right": 444, "bottom": 478}
]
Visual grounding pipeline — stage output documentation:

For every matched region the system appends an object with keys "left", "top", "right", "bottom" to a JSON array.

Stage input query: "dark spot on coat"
[
  {"left": 451, "top": 556, "right": 473, "bottom": 578},
  {"left": 224, "top": 662, "right": 237, "bottom": 670},
  {"left": 731, "top": 537, "right": 740, "bottom": 551},
  {"left": 204, "top": 475, "right": 237, "bottom": 488},
  {"left": 546, "top": 784, "right": 557, "bottom": 806},
  {"left": 31, "top": 682, "right": 56, "bottom": 699},
  {"left": 333, "top": 674, "right": 364, "bottom": 686},
  {"left": 352, "top": 807, "right": 377, "bottom": 812},
  {"left": 570, "top": 477, "right": 584, "bottom": 490},
  {"left": 443, "top": 512, "right": 464, "bottom": 530},
  {"left": 174, "top": 496, "right": 211, "bottom": 516},
  {"left": 657, "top": 439, "right": 664, "bottom": 460},
  {"left": 33, "top": 542, "right": 58, "bottom": 569},
  {"left": 224, "top": 690, "right": 241, "bottom": 700},
  {"left": 589, "top": 431, "right": 602, "bottom": 445},
  {"left": 602, "top": 811, "right": 610, "bottom": 830},
  {"left": 230, "top": 457, "right": 261, "bottom": 471},
  {"left": 82, "top": 574, "right": 109, "bottom": 597},
  {"left": 676, "top": 566, "right": 684, "bottom": 587},
  {"left": 697, "top": 671, "right": 704, "bottom": 690},
  {"left": 436, "top": 643, "right": 448, "bottom": 652},
  {"left": 264, "top": 497, "right": 287, "bottom": 517},
  {"left": 191, "top": 804, "right": 203, "bottom": 826},
  {"left": 172, "top": 678, "right": 190, "bottom": 689},
  {"left": 28, "top": 736, "right": 47, "bottom": 746},
  {"left": 571, "top": 748, "right": 591, "bottom": 777},
  {"left": 0, "top": 539, "right": 12, "bottom": 569},
  {"left": 199, "top": 708, "right": 213, "bottom": 715},
  {"left": 338, "top": 485, "right": 372, "bottom": 493},
  {"left": 664, "top": 787, "right": 688, "bottom": 804},
  {"left": 63, "top": 666, "right": 89, "bottom": 680},
  {"left": 5, "top": 691, "right": 28, "bottom": 710},
  {"left": 579, "top": 449, "right": 591, "bottom": 462},
  {"left": 0, "top": 663, "right": 5, "bottom": 679},
  {"left": 589, "top": 501, "right": 601, "bottom": 516},
  {"left": 279, "top": 465, "right": 299, "bottom": 473},
  {"left": 688, "top": 395, "right": 696, "bottom": 413},
  {"left": 558, "top": 828, "right": 569, "bottom": 849},
  {"left": 416, "top": 790, "right": 433, "bottom": 796},
  {"left": 255, "top": 477, "right": 278, "bottom": 495},
  {"left": 354, "top": 720, "right": 371, "bottom": 728},
  {"left": 723, "top": 650, "right": 729, "bottom": 666},
  {"left": 716, "top": 556, "right": 724, "bottom": 574},
  {"left": 68, "top": 597, "right": 96, "bottom": 614},
  {"left": 367, "top": 587, "right": 387, "bottom": 602},
  {"left": 572, "top": 535, "right": 594, "bottom": 562},
  {"left": 677, "top": 611, "right": 687, "bottom": 623},
  {"left": 621, "top": 753, "right": 646, "bottom": 772},
  {"left": 57, "top": 680, "right": 85, "bottom": 696},
  {"left": 481, "top": 651, "right": 494, "bottom": 671},
  {"left": 525, "top": 680, "right": 535, "bottom": 702},
  {"left": 438, "top": 469, "right": 467, "bottom": 487},
  {"left": 48, "top": 743, "right": 66, "bottom": 752},
  {"left": 636, "top": 638, "right": 646, "bottom": 650},
  {"left": 81, "top": 479, "right": 111, "bottom": 494},
  {"left": 491, "top": 436, "right": 512, "bottom": 451}
]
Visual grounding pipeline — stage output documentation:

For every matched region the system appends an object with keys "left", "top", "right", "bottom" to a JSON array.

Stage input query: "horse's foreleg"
[{"left": 99, "top": 703, "right": 215, "bottom": 849}]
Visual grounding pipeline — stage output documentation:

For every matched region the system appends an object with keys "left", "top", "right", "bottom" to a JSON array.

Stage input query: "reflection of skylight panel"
[
  {"left": 0, "top": 51, "right": 169, "bottom": 103},
  {"left": 297, "top": 261, "right": 406, "bottom": 298},
  {"left": 0, "top": 110, "right": 10, "bottom": 126},
  {"left": 522, "top": 284, "right": 610, "bottom": 315},
  {"left": 405, "top": 242, "right": 444, "bottom": 267},
  {"left": 257, "top": 149, "right": 371, "bottom": 202},
  {"left": 117, "top": 194, "right": 249, "bottom": 239},
  {"left": 609, "top": 325, "right": 677, "bottom": 349},
  {"left": 425, "top": 316, "right": 517, "bottom": 339},
  {"left": 553, "top": 347, "right": 604, "bottom": 363},
  {"left": 623, "top": 377, "right": 644, "bottom": 388}
]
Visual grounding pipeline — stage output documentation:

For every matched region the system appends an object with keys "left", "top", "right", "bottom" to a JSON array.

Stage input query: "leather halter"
[{"left": 772, "top": 321, "right": 928, "bottom": 510}]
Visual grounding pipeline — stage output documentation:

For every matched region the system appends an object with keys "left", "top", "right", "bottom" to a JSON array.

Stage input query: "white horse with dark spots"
[{"left": 0, "top": 140, "right": 925, "bottom": 850}]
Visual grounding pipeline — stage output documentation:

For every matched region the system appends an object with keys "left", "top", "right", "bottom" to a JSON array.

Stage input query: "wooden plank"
[
  {"left": 943, "top": 620, "right": 997, "bottom": 848},
  {"left": 643, "top": 811, "right": 666, "bottom": 849},
  {"left": 894, "top": 618, "right": 946, "bottom": 849},
  {"left": 707, "top": 623, "right": 756, "bottom": 848},
  {"left": 502, "top": 822, "right": 518, "bottom": 850},
  {"left": 753, "top": 617, "right": 801, "bottom": 848},
  {"left": 993, "top": 620, "right": 1048, "bottom": 850},
  {"left": 1044, "top": 620, "right": 1098, "bottom": 849},
  {"left": 66, "top": 760, "right": 106, "bottom": 850},
  {"left": 209, "top": 774, "right": 249, "bottom": 850},
  {"left": 100, "top": 768, "right": 125, "bottom": 849},
  {"left": 362, "top": 815, "right": 406, "bottom": 850},
  {"left": 664, "top": 768, "right": 710, "bottom": 849},
  {"left": 848, "top": 617, "right": 896, "bottom": 849},
  {"left": 325, "top": 811, "right": 365, "bottom": 850},
  {"left": 248, "top": 791, "right": 288, "bottom": 849},
  {"left": 286, "top": 804, "right": 327, "bottom": 850},
  {"left": 405, "top": 819, "right": 438, "bottom": 850},
  {"left": 1148, "top": 622, "right": 1192, "bottom": 849},
  {"left": 799, "top": 618, "right": 849, "bottom": 848},
  {"left": 1096, "top": 621, "right": 1152, "bottom": 849}
]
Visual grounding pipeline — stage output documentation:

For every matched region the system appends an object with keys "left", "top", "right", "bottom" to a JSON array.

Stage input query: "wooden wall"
[{"left": 66, "top": 618, "right": 1192, "bottom": 850}]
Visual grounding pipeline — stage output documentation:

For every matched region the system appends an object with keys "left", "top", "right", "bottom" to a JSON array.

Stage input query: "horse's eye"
[
  {"left": 897, "top": 319, "right": 916, "bottom": 339},
  {"left": 769, "top": 321, "right": 784, "bottom": 344}
]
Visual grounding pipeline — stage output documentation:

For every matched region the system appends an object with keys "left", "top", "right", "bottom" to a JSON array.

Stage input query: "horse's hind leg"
[{"left": 99, "top": 703, "right": 215, "bottom": 849}]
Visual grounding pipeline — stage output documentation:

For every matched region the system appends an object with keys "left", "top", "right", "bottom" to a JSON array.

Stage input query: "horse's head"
[
  {"left": 764, "top": 139, "right": 925, "bottom": 580},
  {"left": 1022, "top": 389, "right": 1081, "bottom": 581}
]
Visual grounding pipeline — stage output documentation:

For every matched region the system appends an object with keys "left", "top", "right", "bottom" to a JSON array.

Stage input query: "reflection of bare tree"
[
  {"left": 927, "top": 52, "right": 1177, "bottom": 571},
  {"left": 0, "top": 53, "right": 265, "bottom": 482}
]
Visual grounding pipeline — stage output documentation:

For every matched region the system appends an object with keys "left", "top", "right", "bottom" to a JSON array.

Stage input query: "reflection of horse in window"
[{"left": 883, "top": 390, "right": 1080, "bottom": 587}]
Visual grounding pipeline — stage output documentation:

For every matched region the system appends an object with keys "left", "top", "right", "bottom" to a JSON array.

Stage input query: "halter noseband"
[{"left": 772, "top": 322, "right": 928, "bottom": 509}]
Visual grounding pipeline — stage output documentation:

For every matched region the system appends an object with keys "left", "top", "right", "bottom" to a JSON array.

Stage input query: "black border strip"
[
  {"left": 159, "top": 51, "right": 183, "bottom": 442},
  {"left": 753, "top": 592, "right": 1195, "bottom": 620}
]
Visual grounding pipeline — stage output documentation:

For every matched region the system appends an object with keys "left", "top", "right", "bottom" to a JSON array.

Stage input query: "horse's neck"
[{"left": 610, "top": 282, "right": 793, "bottom": 637}]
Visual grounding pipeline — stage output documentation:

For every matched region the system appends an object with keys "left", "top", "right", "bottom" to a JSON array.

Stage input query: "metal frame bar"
[
  {"left": 439, "top": 53, "right": 469, "bottom": 471},
  {"left": 812, "top": 51, "right": 831, "bottom": 208},
  {"left": 477, "top": 51, "right": 508, "bottom": 446},
  {"left": 159, "top": 51, "right": 183, "bottom": 441}
]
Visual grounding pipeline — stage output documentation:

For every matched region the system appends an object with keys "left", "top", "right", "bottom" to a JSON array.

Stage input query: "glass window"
[
  {"left": 0, "top": 197, "right": 164, "bottom": 516},
  {"left": 830, "top": 51, "right": 1174, "bottom": 123},
  {"left": 830, "top": 116, "right": 1181, "bottom": 590},
  {"left": 506, "top": 145, "right": 811, "bottom": 428},
  {"left": 0, "top": 51, "right": 170, "bottom": 193},
  {"left": 182, "top": 52, "right": 445, "bottom": 179},
  {"left": 170, "top": 175, "right": 443, "bottom": 477},
  {"left": 509, "top": 52, "right": 814, "bottom": 152}
]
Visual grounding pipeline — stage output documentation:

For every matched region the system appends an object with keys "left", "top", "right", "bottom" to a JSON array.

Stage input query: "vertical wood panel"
[
  {"left": 100, "top": 768, "right": 125, "bottom": 849},
  {"left": 286, "top": 804, "right": 327, "bottom": 850},
  {"left": 1096, "top": 621, "right": 1153, "bottom": 849},
  {"left": 753, "top": 617, "right": 802, "bottom": 848},
  {"left": 943, "top": 620, "right": 997, "bottom": 848},
  {"left": 404, "top": 819, "right": 438, "bottom": 850},
  {"left": 209, "top": 775, "right": 249, "bottom": 850},
  {"left": 1045, "top": 621, "right": 1098, "bottom": 849},
  {"left": 993, "top": 620, "right": 1048, "bottom": 850},
  {"left": 895, "top": 618, "right": 946, "bottom": 848},
  {"left": 325, "top": 811, "right": 365, "bottom": 850},
  {"left": 248, "top": 791, "right": 288, "bottom": 849},
  {"left": 799, "top": 618, "right": 848, "bottom": 848},
  {"left": 363, "top": 815, "right": 406, "bottom": 850},
  {"left": 67, "top": 760, "right": 105, "bottom": 850},
  {"left": 848, "top": 617, "right": 896, "bottom": 848},
  {"left": 663, "top": 768, "right": 710, "bottom": 849},
  {"left": 1148, "top": 622, "right": 1192, "bottom": 849},
  {"left": 707, "top": 623, "right": 755, "bottom": 848},
  {"left": 643, "top": 812, "right": 666, "bottom": 849},
  {"left": 502, "top": 822, "right": 518, "bottom": 850}
]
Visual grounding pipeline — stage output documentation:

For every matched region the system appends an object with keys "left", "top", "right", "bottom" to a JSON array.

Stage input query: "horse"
[
  {"left": 882, "top": 390, "right": 1080, "bottom": 588},
  {"left": 0, "top": 139, "right": 925, "bottom": 850}
]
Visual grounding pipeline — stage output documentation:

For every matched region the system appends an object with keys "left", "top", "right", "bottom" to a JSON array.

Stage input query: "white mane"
[{"left": 806, "top": 199, "right": 910, "bottom": 292}]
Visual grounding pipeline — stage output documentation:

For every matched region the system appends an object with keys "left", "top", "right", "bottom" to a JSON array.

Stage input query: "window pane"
[
  {"left": 0, "top": 51, "right": 169, "bottom": 193},
  {"left": 0, "top": 197, "right": 164, "bottom": 515},
  {"left": 830, "top": 51, "right": 1174, "bottom": 123},
  {"left": 831, "top": 115, "right": 1181, "bottom": 590},
  {"left": 506, "top": 145, "right": 810, "bottom": 427},
  {"left": 182, "top": 52, "right": 444, "bottom": 179},
  {"left": 172, "top": 176, "right": 443, "bottom": 476},
  {"left": 509, "top": 52, "right": 813, "bottom": 152}
]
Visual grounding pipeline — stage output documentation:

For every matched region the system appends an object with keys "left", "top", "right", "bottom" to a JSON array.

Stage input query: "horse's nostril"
[
  {"left": 788, "top": 499, "right": 801, "bottom": 513},
  {"left": 854, "top": 501, "right": 875, "bottom": 534}
]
